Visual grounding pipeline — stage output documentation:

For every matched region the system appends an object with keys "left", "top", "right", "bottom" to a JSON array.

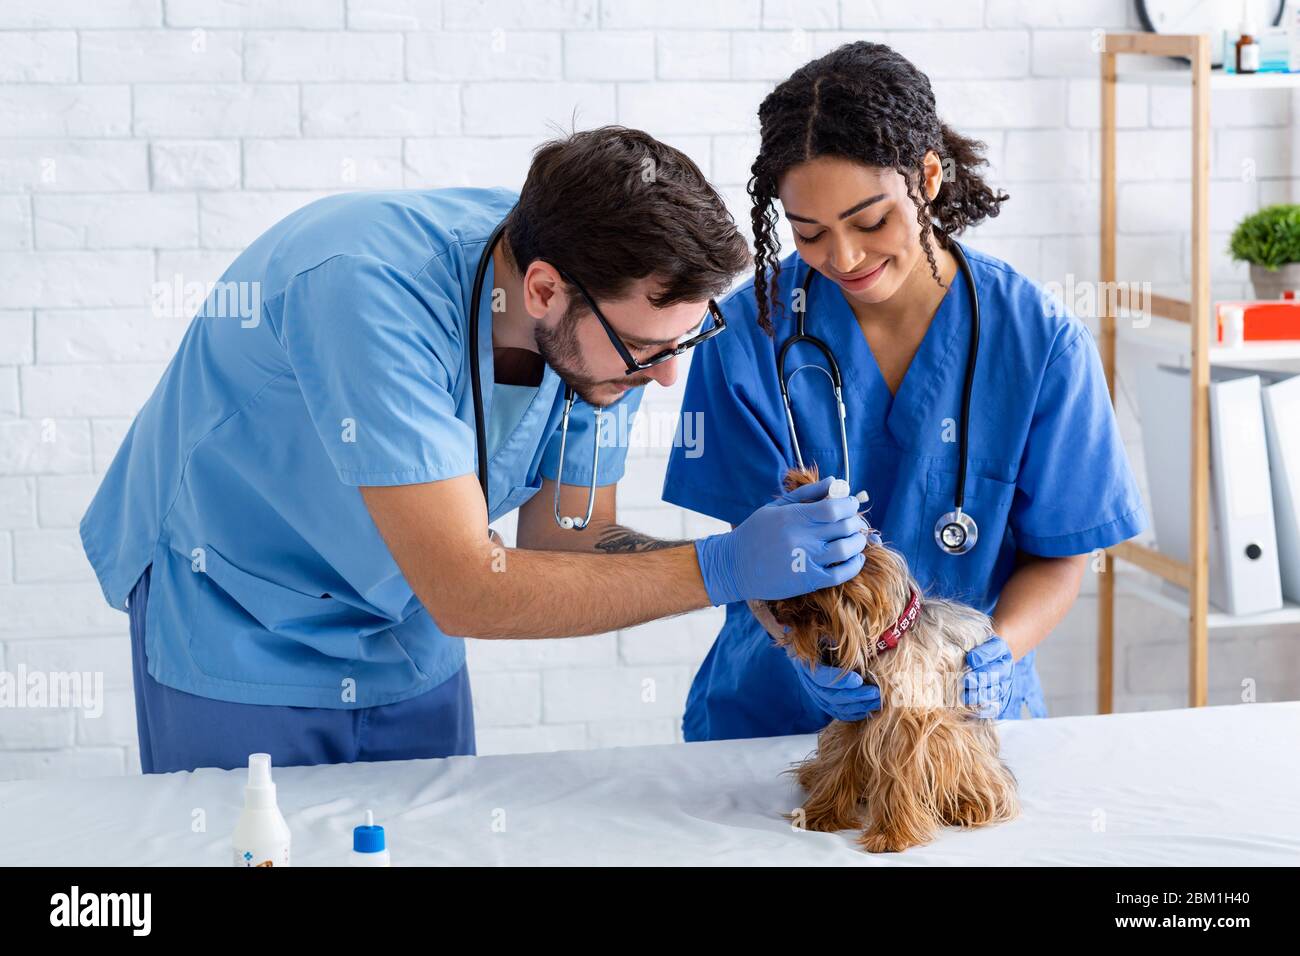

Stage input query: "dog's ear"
[
  {"left": 769, "top": 464, "right": 916, "bottom": 672},
  {"left": 768, "top": 527, "right": 912, "bottom": 673},
  {"left": 781, "top": 465, "right": 822, "bottom": 494},
  {"left": 769, "top": 465, "right": 833, "bottom": 665},
  {"left": 846, "top": 545, "right": 911, "bottom": 640},
  {"left": 770, "top": 586, "right": 850, "bottom": 668}
]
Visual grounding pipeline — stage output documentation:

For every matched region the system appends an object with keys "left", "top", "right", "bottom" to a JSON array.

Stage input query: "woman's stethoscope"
[
  {"left": 778, "top": 240, "right": 981, "bottom": 556},
  {"left": 469, "top": 219, "right": 602, "bottom": 530}
]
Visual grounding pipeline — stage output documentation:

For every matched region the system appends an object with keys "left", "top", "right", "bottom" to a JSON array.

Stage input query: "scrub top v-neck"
[
  {"left": 489, "top": 384, "right": 542, "bottom": 458},
  {"left": 782, "top": 254, "right": 969, "bottom": 551}
]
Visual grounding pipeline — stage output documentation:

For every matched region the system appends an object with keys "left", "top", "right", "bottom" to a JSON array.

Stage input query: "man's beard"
[{"left": 535, "top": 309, "right": 652, "bottom": 408}]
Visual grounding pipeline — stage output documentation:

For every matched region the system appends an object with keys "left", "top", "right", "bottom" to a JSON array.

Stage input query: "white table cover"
[{"left": 1, "top": 702, "right": 1297, "bottom": 866}]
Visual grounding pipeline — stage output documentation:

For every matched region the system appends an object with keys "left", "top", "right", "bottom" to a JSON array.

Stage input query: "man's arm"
[
  {"left": 990, "top": 551, "right": 1088, "bottom": 660},
  {"left": 361, "top": 475, "right": 708, "bottom": 640},
  {"left": 515, "top": 478, "right": 691, "bottom": 554}
]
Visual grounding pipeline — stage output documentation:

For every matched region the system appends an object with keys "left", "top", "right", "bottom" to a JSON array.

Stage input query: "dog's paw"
[{"left": 859, "top": 826, "right": 927, "bottom": 854}]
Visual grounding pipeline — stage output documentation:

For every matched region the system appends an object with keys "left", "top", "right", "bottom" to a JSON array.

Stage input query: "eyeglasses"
[{"left": 551, "top": 264, "right": 727, "bottom": 376}]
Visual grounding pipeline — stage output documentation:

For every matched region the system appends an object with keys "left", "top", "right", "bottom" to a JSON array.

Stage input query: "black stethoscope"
[
  {"left": 469, "top": 219, "right": 600, "bottom": 530},
  {"left": 777, "top": 240, "right": 981, "bottom": 556}
]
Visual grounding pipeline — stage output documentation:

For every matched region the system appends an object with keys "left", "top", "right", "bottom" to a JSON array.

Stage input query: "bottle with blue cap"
[{"left": 349, "top": 810, "right": 390, "bottom": 866}]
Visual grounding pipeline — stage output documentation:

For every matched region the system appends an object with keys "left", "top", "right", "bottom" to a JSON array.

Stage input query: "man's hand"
[{"left": 694, "top": 476, "right": 867, "bottom": 606}]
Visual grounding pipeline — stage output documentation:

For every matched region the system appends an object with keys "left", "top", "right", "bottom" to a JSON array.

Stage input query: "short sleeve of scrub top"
[
  {"left": 1008, "top": 324, "right": 1146, "bottom": 557},
  {"left": 280, "top": 253, "right": 475, "bottom": 487},
  {"left": 540, "top": 384, "right": 647, "bottom": 488}
]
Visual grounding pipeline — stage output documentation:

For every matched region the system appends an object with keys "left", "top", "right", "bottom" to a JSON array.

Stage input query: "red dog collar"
[{"left": 875, "top": 590, "right": 922, "bottom": 653}]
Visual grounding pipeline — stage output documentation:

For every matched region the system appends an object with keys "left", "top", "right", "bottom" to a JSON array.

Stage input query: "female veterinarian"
[{"left": 663, "top": 42, "right": 1148, "bottom": 741}]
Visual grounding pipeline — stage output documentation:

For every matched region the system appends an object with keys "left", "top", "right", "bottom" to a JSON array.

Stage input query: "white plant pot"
[{"left": 1249, "top": 262, "right": 1300, "bottom": 300}]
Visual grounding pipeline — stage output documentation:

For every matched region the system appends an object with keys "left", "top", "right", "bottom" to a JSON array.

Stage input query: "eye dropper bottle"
[
  {"left": 348, "top": 810, "right": 390, "bottom": 866},
  {"left": 233, "top": 753, "right": 291, "bottom": 867}
]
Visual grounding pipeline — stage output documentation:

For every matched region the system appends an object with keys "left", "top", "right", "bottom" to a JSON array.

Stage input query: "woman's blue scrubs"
[
  {"left": 663, "top": 246, "right": 1146, "bottom": 742},
  {"left": 80, "top": 187, "right": 643, "bottom": 772}
]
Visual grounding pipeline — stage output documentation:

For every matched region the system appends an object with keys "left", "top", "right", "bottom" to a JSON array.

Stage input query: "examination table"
[{"left": 1, "top": 701, "right": 1296, "bottom": 865}]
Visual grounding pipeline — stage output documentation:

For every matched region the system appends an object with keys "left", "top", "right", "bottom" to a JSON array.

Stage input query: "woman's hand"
[
  {"left": 790, "top": 653, "right": 882, "bottom": 722},
  {"left": 962, "top": 635, "right": 1017, "bottom": 718}
]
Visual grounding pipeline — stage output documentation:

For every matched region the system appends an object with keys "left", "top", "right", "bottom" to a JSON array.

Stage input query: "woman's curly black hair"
[{"left": 749, "top": 41, "right": 1009, "bottom": 334}]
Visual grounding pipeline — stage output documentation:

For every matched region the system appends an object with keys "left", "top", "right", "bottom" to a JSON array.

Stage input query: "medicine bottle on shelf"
[{"left": 1236, "top": 14, "right": 1261, "bottom": 74}]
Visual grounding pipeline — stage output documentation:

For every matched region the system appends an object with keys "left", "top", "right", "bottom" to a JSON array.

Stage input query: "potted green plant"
[{"left": 1230, "top": 203, "right": 1300, "bottom": 300}]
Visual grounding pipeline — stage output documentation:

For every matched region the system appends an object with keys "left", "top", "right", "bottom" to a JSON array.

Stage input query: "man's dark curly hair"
[{"left": 749, "top": 41, "right": 1009, "bottom": 334}]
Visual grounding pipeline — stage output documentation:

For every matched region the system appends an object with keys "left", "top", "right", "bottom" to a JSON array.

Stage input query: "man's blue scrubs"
[{"left": 82, "top": 188, "right": 643, "bottom": 772}]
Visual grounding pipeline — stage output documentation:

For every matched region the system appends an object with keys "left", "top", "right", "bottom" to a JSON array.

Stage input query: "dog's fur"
[{"left": 768, "top": 467, "right": 1019, "bottom": 853}]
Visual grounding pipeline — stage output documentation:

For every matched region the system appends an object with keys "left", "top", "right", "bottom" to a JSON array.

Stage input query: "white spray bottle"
[{"left": 233, "top": 753, "right": 291, "bottom": 867}]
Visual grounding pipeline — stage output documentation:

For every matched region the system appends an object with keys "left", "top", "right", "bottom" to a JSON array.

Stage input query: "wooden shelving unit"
[{"left": 1097, "top": 32, "right": 1300, "bottom": 713}]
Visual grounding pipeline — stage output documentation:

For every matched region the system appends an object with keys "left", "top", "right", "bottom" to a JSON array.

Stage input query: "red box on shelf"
[{"left": 1215, "top": 299, "right": 1300, "bottom": 343}]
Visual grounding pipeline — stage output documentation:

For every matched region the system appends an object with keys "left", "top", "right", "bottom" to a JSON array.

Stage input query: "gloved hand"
[
  {"left": 962, "top": 635, "right": 1017, "bottom": 718},
  {"left": 694, "top": 476, "right": 867, "bottom": 606},
  {"left": 791, "top": 653, "right": 882, "bottom": 722}
]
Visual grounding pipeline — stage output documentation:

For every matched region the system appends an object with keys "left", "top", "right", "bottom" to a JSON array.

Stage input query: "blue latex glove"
[
  {"left": 963, "top": 635, "right": 1017, "bottom": 718},
  {"left": 694, "top": 476, "right": 867, "bottom": 606},
  {"left": 791, "top": 652, "right": 882, "bottom": 722}
]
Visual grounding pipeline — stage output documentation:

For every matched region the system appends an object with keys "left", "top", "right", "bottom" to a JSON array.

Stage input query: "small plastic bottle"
[
  {"left": 233, "top": 753, "right": 291, "bottom": 867},
  {"left": 1221, "top": 305, "right": 1246, "bottom": 347},
  {"left": 348, "top": 810, "right": 390, "bottom": 866},
  {"left": 826, "top": 478, "right": 869, "bottom": 504}
]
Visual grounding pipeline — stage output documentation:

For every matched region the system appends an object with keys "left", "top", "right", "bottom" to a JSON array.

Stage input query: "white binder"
[
  {"left": 1136, "top": 364, "right": 1283, "bottom": 616},
  {"left": 1201, "top": 365, "right": 1300, "bottom": 606},
  {"left": 1259, "top": 375, "right": 1300, "bottom": 603},
  {"left": 1208, "top": 372, "right": 1283, "bottom": 615}
]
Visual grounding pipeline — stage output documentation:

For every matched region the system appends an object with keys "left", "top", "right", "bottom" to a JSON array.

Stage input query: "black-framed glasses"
[{"left": 551, "top": 264, "right": 727, "bottom": 376}]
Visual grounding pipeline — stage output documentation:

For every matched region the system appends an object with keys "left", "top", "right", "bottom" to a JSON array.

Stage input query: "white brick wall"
[{"left": 1, "top": 0, "right": 1297, "bottom": 780}]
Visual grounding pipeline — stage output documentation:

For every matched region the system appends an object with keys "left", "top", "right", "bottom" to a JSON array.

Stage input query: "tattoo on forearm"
[{"left": 594, "top": 526, "right": 691, "bottom": 554}]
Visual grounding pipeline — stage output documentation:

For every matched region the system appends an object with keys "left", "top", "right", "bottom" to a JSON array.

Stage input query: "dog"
[{"left": 767, "top": 466, "right": 1019, "bottom": 853}]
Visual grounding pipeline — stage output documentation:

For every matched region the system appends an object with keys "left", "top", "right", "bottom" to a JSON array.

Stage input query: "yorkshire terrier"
[{"left": 768, "top": 467, "right": 1019, "bottom": 853}]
